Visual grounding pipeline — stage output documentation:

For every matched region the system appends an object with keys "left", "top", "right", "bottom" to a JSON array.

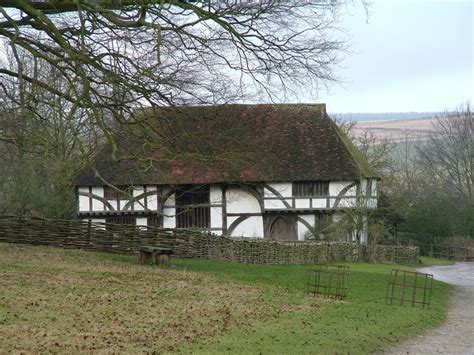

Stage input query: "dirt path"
[{"left": 383, "top": 263, "right": 474, "bottom": 354}]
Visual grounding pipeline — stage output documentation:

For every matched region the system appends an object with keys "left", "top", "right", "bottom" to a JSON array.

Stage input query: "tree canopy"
[
  {"left": 0, "top": 1, "right": 347, "bottom": 124},
  {"left": 0, "top": 0, "right": 357, "bottom": 217}
]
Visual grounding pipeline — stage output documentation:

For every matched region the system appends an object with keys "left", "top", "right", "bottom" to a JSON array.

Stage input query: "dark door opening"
[
  {"left": 269, "top": 216, "right": 296, "bottom": 241},
  {"left": 175, "top": 186, "right": 210, "bottom": 229}
]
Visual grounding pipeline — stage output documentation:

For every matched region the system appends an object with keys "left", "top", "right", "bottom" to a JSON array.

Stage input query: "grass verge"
[
  {"left": 0, "top": 243, "right": 451, "bottom": 353},
  {"left": 420, "top": 256, "right": 455, "bottom": 266}
]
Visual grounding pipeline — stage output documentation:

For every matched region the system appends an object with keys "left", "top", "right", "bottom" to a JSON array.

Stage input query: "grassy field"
[
  {"left": 0, "top": 243, "right": 451, "bottom": 353},
  {"left": 353, "top": 117, "right": 437, "bottom": 144}
]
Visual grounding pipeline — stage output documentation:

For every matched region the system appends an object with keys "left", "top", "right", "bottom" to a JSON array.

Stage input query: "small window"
[{"left": 293, "top": 181, "right": 329, "bottom": 197}]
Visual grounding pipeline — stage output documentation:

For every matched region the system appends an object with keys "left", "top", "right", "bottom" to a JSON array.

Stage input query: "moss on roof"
[
  {"left": 76, "top": 104, "right": 379, "bottom": 186},
  {"left": 331, "top": 119, "right": 380, "bottom": 178}
]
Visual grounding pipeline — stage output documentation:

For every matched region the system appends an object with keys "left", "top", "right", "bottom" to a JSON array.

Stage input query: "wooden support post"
[
  {"left": 139, "top": 245, "right": 173, "bottom": 267},
  {"left": 156, "top": 253, "right": 171, "bottom": 268},
  {"left": 139, "top": 250, "right": 153, "bottom": 264}
]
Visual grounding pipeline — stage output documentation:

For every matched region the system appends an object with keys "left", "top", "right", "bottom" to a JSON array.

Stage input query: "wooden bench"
[{"left": 139, "top": 245, "right": 174, "bottom": 267}]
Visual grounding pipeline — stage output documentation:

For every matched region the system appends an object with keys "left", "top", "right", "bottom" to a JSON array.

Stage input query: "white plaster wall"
[
  {"left": 91, "top": 187, "right": 104, "bottom": 211},
  {"left": 363, "top": 178, "right": 369, "bottom": 195},
  {"left": 264, "top": 199, "right": 287, "bottom": 209},
  {"left": 89, "top": 218, "right": 105, "bottom": 223},
  {"left": 89, "top": 218, "right": 105, "bottom": 230},
  {"left": 230, "top": 216, "right": 264, "bottom": 238},
  {"left": 227, "top": 216, "right": 238, "bottom": 227},
  {"left": 265, "top": 182, "right": 292, "bottom": 197},
  {"left": 147, "top": 186, "right": 158, "bottom": 210},
  {"left": 311, "top": 198, "right": 327, "bottom": 209},
  {"left": 360, "top": 228, "right": 368, "bottom": 244},
  {"left": 295, "top": 198, "right": 310, "bottom": 209},
  {"left": 361, "top": 178, "right": 378, "bottom": 198},
  {"left": 329, "top": 181, "right": 358, "bottom": 208},
  {"left": 210, "top": 184, "right": 222, "bottom": 204},
  {"left": 163, "top": 193, "right": 176, "bottom": 228},
  {"left": 117, "top": 197, "right": 126, "bottom": 211},
  {"left": 337, "top": 197, "right": 357, "bottom": 208},
  {"left": 263, "top": 182, "right": 292, "bottom": 210},
  {"left": 133, "top": 186, "right": 145, "bottom": 211},
  {"left": 352, "top": 213, "right": 368, "bottom": 244},
  {"left": 130, "top": 185, "right": 159, "bottom": 211},
  {"left": 136, "top": 217, "right": 148, "bottom": 227},
  {"left": 211, "top": 206, "right": 223, "bottom": 229},
  {"left": 163, "top": 190, "right": 174, "bottom": 207},
  {"left": 363, "top": 178, "right": 377, "bottom": 196},
  {"left": 108, "top": 200, "right": 118, "bottom": 211},
  {"left": 329, "top": 181, "right": 355, "bottom": 196},
  {"left": 78, "top": 187, "right": 89, "bottom": 212},
  {"left": 227, "top": 188, "right": 261, "bottom": 213},
  {"left": 210, "top": 185, "right": 223, "bottom": 229},
  {"left": 366, "top": 198, "right": 377, "bottom": 208},
  {"left": 297, "top": 214, "right": 315, "bottom": 241}
]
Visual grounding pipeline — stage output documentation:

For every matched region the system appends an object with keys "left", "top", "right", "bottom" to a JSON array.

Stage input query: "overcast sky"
[{"left": 318, "top": 0, "right": 473, "bottom": 113}]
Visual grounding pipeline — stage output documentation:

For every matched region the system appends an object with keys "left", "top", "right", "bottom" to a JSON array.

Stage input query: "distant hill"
[
  {"left": 330, "top": 112, "right": 440, "bottom": 122},
  {"left": 352, "top": 117, "right": 439, "bottom": 144}
]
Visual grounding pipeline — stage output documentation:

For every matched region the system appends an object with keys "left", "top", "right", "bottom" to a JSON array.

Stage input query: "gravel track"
[{"left": 382, "top": 263, "right": 474, "bottom": 355}]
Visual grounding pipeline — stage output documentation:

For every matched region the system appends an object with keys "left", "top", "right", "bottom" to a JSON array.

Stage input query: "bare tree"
[
  {"left": 382, "top": 105, "right": 474, "bottom": 240},
  {"left": 0, "top": 46, "right": 94, "bottom": 217},
  {"left": 353, "top": 128, "right": 395, "bottom": 174},
  {"left": 0, "top": 1, "right": 369, "bottom": 217},
  {"left": 334, "top": 105, "right": 473, "bottom": 241},
  {"left": 333, "top": 115, "right": 395, "bottom": 173},
  {"left": 0, "top": 0, "right": 354, "bottom": 135},
  {"left": 0, "top": 0, "right": 365, "bottom": 205},
  {"left": 342, "top": 116, "right": 399, "bottom": 235},
  {"left": 417, "top": 103, "right": 473, "bottom": 206}
]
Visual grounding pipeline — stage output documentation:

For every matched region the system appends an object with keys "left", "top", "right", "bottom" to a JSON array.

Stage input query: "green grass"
[
  {"left": 0, "top": 243, "right": 451, "bottom": 354},
  {"left": 420, "top": 256, "right": 455, "bottom": 266},
  {"left": 174, "top": 259, "right": 451, "bottom": 353}
]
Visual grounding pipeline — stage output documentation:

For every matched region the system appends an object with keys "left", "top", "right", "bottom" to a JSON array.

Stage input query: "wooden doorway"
[{"left": 269, "top": 216, "right": 296, "bottom": 241}]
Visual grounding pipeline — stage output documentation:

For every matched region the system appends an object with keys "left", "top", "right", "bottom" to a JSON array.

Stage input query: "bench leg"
[
  {"left": 139, "top": 251, "right": 153, "bottom": 265},
  {"left": 155, "top": 253, "right": 171, "bottom": 268}
]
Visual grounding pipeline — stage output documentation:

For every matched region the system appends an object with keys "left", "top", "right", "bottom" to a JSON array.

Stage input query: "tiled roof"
[{"left": 75, "top": 104, "right": 378, "bottom": 186}]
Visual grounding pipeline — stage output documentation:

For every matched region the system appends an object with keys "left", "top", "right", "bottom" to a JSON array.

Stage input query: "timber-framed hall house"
[{"left": 75, "top": 104, "right": 378, "bottom": 243}]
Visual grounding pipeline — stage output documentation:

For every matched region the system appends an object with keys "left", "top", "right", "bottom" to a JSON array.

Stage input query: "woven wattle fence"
[
  {"left": 0, "top": 216, "right": 214, "bottom": 259},
  {"left": 0, "top": 216, "right": 419, "bottom": 264}
]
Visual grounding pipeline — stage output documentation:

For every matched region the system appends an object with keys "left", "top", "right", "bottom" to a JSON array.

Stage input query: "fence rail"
[{"left": 432, "top": 245, "right": 474, "bottom": 262}]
